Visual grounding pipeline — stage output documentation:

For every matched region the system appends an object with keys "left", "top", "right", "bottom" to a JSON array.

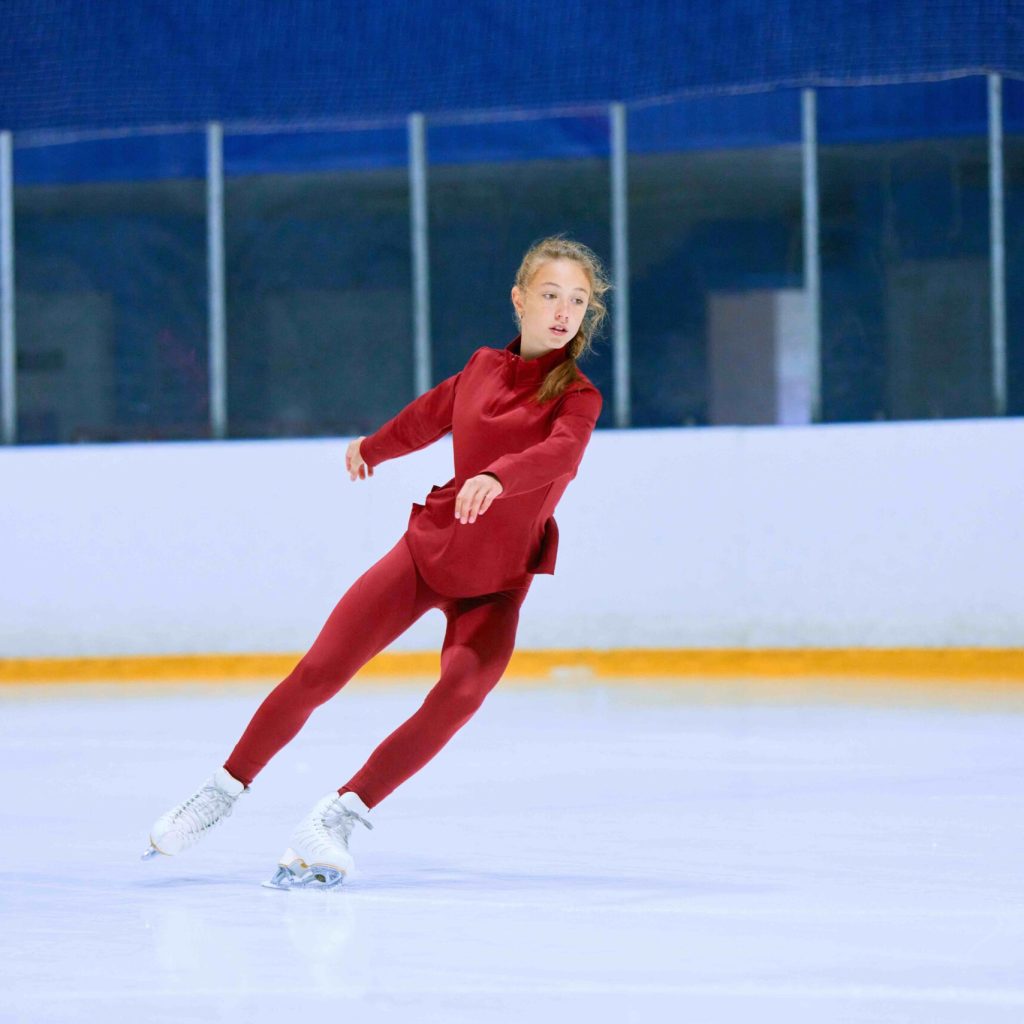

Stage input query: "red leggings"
[{"left": 224, "top": 536, "right": 529, "bottom": 808}]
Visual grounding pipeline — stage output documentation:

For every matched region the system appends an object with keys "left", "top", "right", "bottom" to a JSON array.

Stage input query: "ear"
[{"left": 510, "top": 285, "right": 523, "bottom": 321}]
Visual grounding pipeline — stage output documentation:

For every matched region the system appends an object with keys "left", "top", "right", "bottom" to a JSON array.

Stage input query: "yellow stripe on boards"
[{"left": 1, "top": 648, "right": 1023, "bottom": 685}]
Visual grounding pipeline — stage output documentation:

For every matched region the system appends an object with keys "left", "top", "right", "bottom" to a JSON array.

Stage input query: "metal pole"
[
  {"left": 988, "top": 73, "right": 1007, "bottom": 416},
  {"left": 206, "top": 121, "right": 227, "bottom": 439},
  {"left": 0, "top": 131, "right": 15, "bottom": 445},
  {"left": 609, "top": 102, "right": 631, "bottom": 428},
  {"left": 408, "top": 112, "right": 431, "bottom": 396},
  {"left": 801, "top": 89, "right": 822, "bottom": 422}
]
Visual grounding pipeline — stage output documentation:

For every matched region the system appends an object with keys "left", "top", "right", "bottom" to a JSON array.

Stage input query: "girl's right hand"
[{"left": 346, "top": 437, "right": 373, "bottom": 481}]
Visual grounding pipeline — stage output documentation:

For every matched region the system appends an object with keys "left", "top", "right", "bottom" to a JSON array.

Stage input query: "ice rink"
[{"left": 2, "top": 676, "right": 1023, "bottom": 1024}]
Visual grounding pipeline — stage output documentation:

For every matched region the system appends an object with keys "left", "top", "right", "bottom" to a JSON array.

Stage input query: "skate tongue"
[
  {"left": 337, "top": 791, "right": 371, "bottom": 817},
  {"left": 214, "top": 767, "right": 246, "bottom": 797}
]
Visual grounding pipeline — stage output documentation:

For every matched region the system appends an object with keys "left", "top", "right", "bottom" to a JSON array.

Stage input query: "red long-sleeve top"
[{"left": 359, "top": 336, "right": 603, "bottom": 597}]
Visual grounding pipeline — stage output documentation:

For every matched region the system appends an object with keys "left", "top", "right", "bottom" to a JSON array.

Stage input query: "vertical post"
[
  {"left": 408, "top": 112, "right": 431, "bottom": 396},
  {"left": 988, "top": 73, "right": 1007, "bottom": 416},
  {"left": 0, "top": 131, "right": 15, "bottom": 445},
  {"left": 206, "top": 121, "right": 227, "bottom": 439},
  {"left": 609, "top": 102, "right": 631, "bottom": 428},
  {"left": 801, "top": 89, "right": 822, "bottom": 423}
]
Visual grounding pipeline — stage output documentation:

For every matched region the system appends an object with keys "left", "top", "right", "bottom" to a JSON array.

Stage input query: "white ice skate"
[
  {"left": 263, "top": 791, "right": 373, "bottom": 890},
  {"left": 142, "top": 766, "right": 247, "bottom": 859}
]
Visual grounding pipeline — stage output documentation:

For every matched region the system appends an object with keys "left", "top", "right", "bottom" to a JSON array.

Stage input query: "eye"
[
  {"left": 574, "top": 297, "right": 585, "bottom": 305},
  {"left": 543, "top": 292, "right": 556, "bottom": 299}
]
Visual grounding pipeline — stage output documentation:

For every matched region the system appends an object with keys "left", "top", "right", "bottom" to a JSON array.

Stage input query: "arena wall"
[{"left": 2, "top": 417, "right": 1022, "bottom": 659}]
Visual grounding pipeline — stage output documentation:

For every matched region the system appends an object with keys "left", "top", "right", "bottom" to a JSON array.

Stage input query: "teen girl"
[{"left": 144, "top": 235, "right": 608, "bottom": 888}]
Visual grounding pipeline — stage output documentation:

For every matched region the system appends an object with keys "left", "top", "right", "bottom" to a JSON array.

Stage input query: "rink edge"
[{"left": 1, "top": 648, "right": 1023, "bottom": 684}]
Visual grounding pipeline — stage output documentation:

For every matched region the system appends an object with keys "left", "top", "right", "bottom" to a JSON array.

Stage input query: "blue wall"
[
  {"left": 3, "top": 1, "right": 1023, "bottom": 184},
  {"left": 2, "top": 1, "right": 1021, "bottom": 132}
]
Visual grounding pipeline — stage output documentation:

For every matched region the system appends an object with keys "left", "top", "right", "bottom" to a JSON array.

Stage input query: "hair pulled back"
[{"left": 512, "top": 234, "right": 611, "bottom": 403}]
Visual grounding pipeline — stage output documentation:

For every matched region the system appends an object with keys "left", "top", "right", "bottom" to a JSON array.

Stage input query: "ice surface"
[{"left": 1, "top": 678, "right": 1023, "bottom": 1023}]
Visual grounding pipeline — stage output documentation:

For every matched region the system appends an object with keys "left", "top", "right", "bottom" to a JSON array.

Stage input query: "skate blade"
[
  {"left": 141, "top": 843, "right": 163, "bottom": 861},
  {"left": 262, "top": 859, "right": 347, "bottom": 891}
]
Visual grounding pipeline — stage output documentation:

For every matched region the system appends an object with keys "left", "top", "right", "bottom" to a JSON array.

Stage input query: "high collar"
[{"left": 503, "top": 334, "right": 572, "bottom": 387}]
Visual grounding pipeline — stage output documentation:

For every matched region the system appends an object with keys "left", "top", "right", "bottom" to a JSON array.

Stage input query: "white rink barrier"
[{"left": 2, "top": 417, "right": 1023, "bottom": 658}]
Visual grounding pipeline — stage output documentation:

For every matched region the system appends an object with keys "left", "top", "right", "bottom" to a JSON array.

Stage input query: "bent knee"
[
  {"left": 286, "top": 656, "right": 346, "bottom": 704},
  {"left": 428, "top": 676, "right": 495, "bottom": 721}
]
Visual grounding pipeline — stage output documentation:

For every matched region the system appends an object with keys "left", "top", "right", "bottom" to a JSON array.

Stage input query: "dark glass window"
[
  {"left": 628, "top": 92, "right": 805, "bottom": 427},
  {"left": 225, "top": 151, "right": 412, "bottom": 439},
  {"left": 15, "top": 174, "right": 206, "bottom": 444},
  {"left": 819, "top": 80, "right": 992, "bottom": 422}
]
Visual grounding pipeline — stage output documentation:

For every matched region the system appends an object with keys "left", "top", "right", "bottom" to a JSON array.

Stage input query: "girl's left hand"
[{"left": 454, "top": 474, "right": 503, "bottom": 524}]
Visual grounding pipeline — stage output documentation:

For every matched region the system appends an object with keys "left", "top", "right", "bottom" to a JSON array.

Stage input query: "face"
[{"left": 511, "top": 258, "right": 591, "bottom": 355}]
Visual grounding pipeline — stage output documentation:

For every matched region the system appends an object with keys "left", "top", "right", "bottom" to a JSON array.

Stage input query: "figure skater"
[{"left": 143, "top": 234, "right": 608, "bottom": 888}]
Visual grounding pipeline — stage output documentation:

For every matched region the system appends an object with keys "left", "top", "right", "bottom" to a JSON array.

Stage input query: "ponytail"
[{"left": 535, "top": 331, "right": 586, "bottom": 404}]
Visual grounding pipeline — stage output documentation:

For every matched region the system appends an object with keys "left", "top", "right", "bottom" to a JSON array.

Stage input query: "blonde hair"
[{"left": 511, "top": 234, "right": 611, "bottom": 403}]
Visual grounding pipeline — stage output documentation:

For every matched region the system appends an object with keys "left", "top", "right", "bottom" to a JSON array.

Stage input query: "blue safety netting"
[
  {"left": 2, "top": 0, "right": 1023, "bottom": 183},
  {"left": 6, "top": 2, "right": 1024, "bottom": 444}
]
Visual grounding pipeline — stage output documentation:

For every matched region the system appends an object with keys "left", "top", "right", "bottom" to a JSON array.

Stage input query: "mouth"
[{"left": 549, "top": 326, "right": 568, "bottom": 336}]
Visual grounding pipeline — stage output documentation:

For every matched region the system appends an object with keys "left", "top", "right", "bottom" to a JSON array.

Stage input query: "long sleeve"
[
  {"left": 394, "top": 337, "right": 602, "bottom": 596},
  {"left": 482, "top": 387, "right": 602, "bottom": 498},
  {"left": 360, "top": 368, "right": 464, "bottom": 469}
]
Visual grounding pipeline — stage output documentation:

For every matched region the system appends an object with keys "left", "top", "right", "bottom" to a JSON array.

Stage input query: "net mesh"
[
  {"left": 1, "top": 1, "right": 1021, "bottom": 137},
  {"left": 4, "top": 4, "right": 1024, "bottom": 442}
]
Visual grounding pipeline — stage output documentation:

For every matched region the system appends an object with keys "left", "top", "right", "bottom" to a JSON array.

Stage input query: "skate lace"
[
  {"left": 321, "top": 800, "right": 374, "bottom": 846},
  {"left": 171, "top": 779, "right": 238, "bottom": 838}
]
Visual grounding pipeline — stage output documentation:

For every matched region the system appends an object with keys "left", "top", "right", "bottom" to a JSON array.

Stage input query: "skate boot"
[
  {"left": 142, "top": 766, "right": 247, "bottom": 859},
  {"left": 263, "top": 791, "right": 373, "bottom": 890}
]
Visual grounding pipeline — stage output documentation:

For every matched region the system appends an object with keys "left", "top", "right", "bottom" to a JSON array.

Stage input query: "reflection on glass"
[
  {"left": 9, "top": 83, "right": 1010, "bottom": 446},
  {"left": 225, "top": 166, "right": 412, "bottom": 440},
  {"left": 1005, "top": 80, "right": 1024, "bottom": 416},
  {"left": 819, "top": 81, "right": 991, "bottom": 422},
  {"left": 628, "top": 93, "right": 804, "bottom": 427},
  {"left": 15, "top": 179, "right": 206, "bottom": 444}
]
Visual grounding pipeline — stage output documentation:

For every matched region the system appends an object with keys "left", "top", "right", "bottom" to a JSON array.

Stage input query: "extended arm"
[{"left": 358, "top": 364, "right": 466, "bottom": 470}]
